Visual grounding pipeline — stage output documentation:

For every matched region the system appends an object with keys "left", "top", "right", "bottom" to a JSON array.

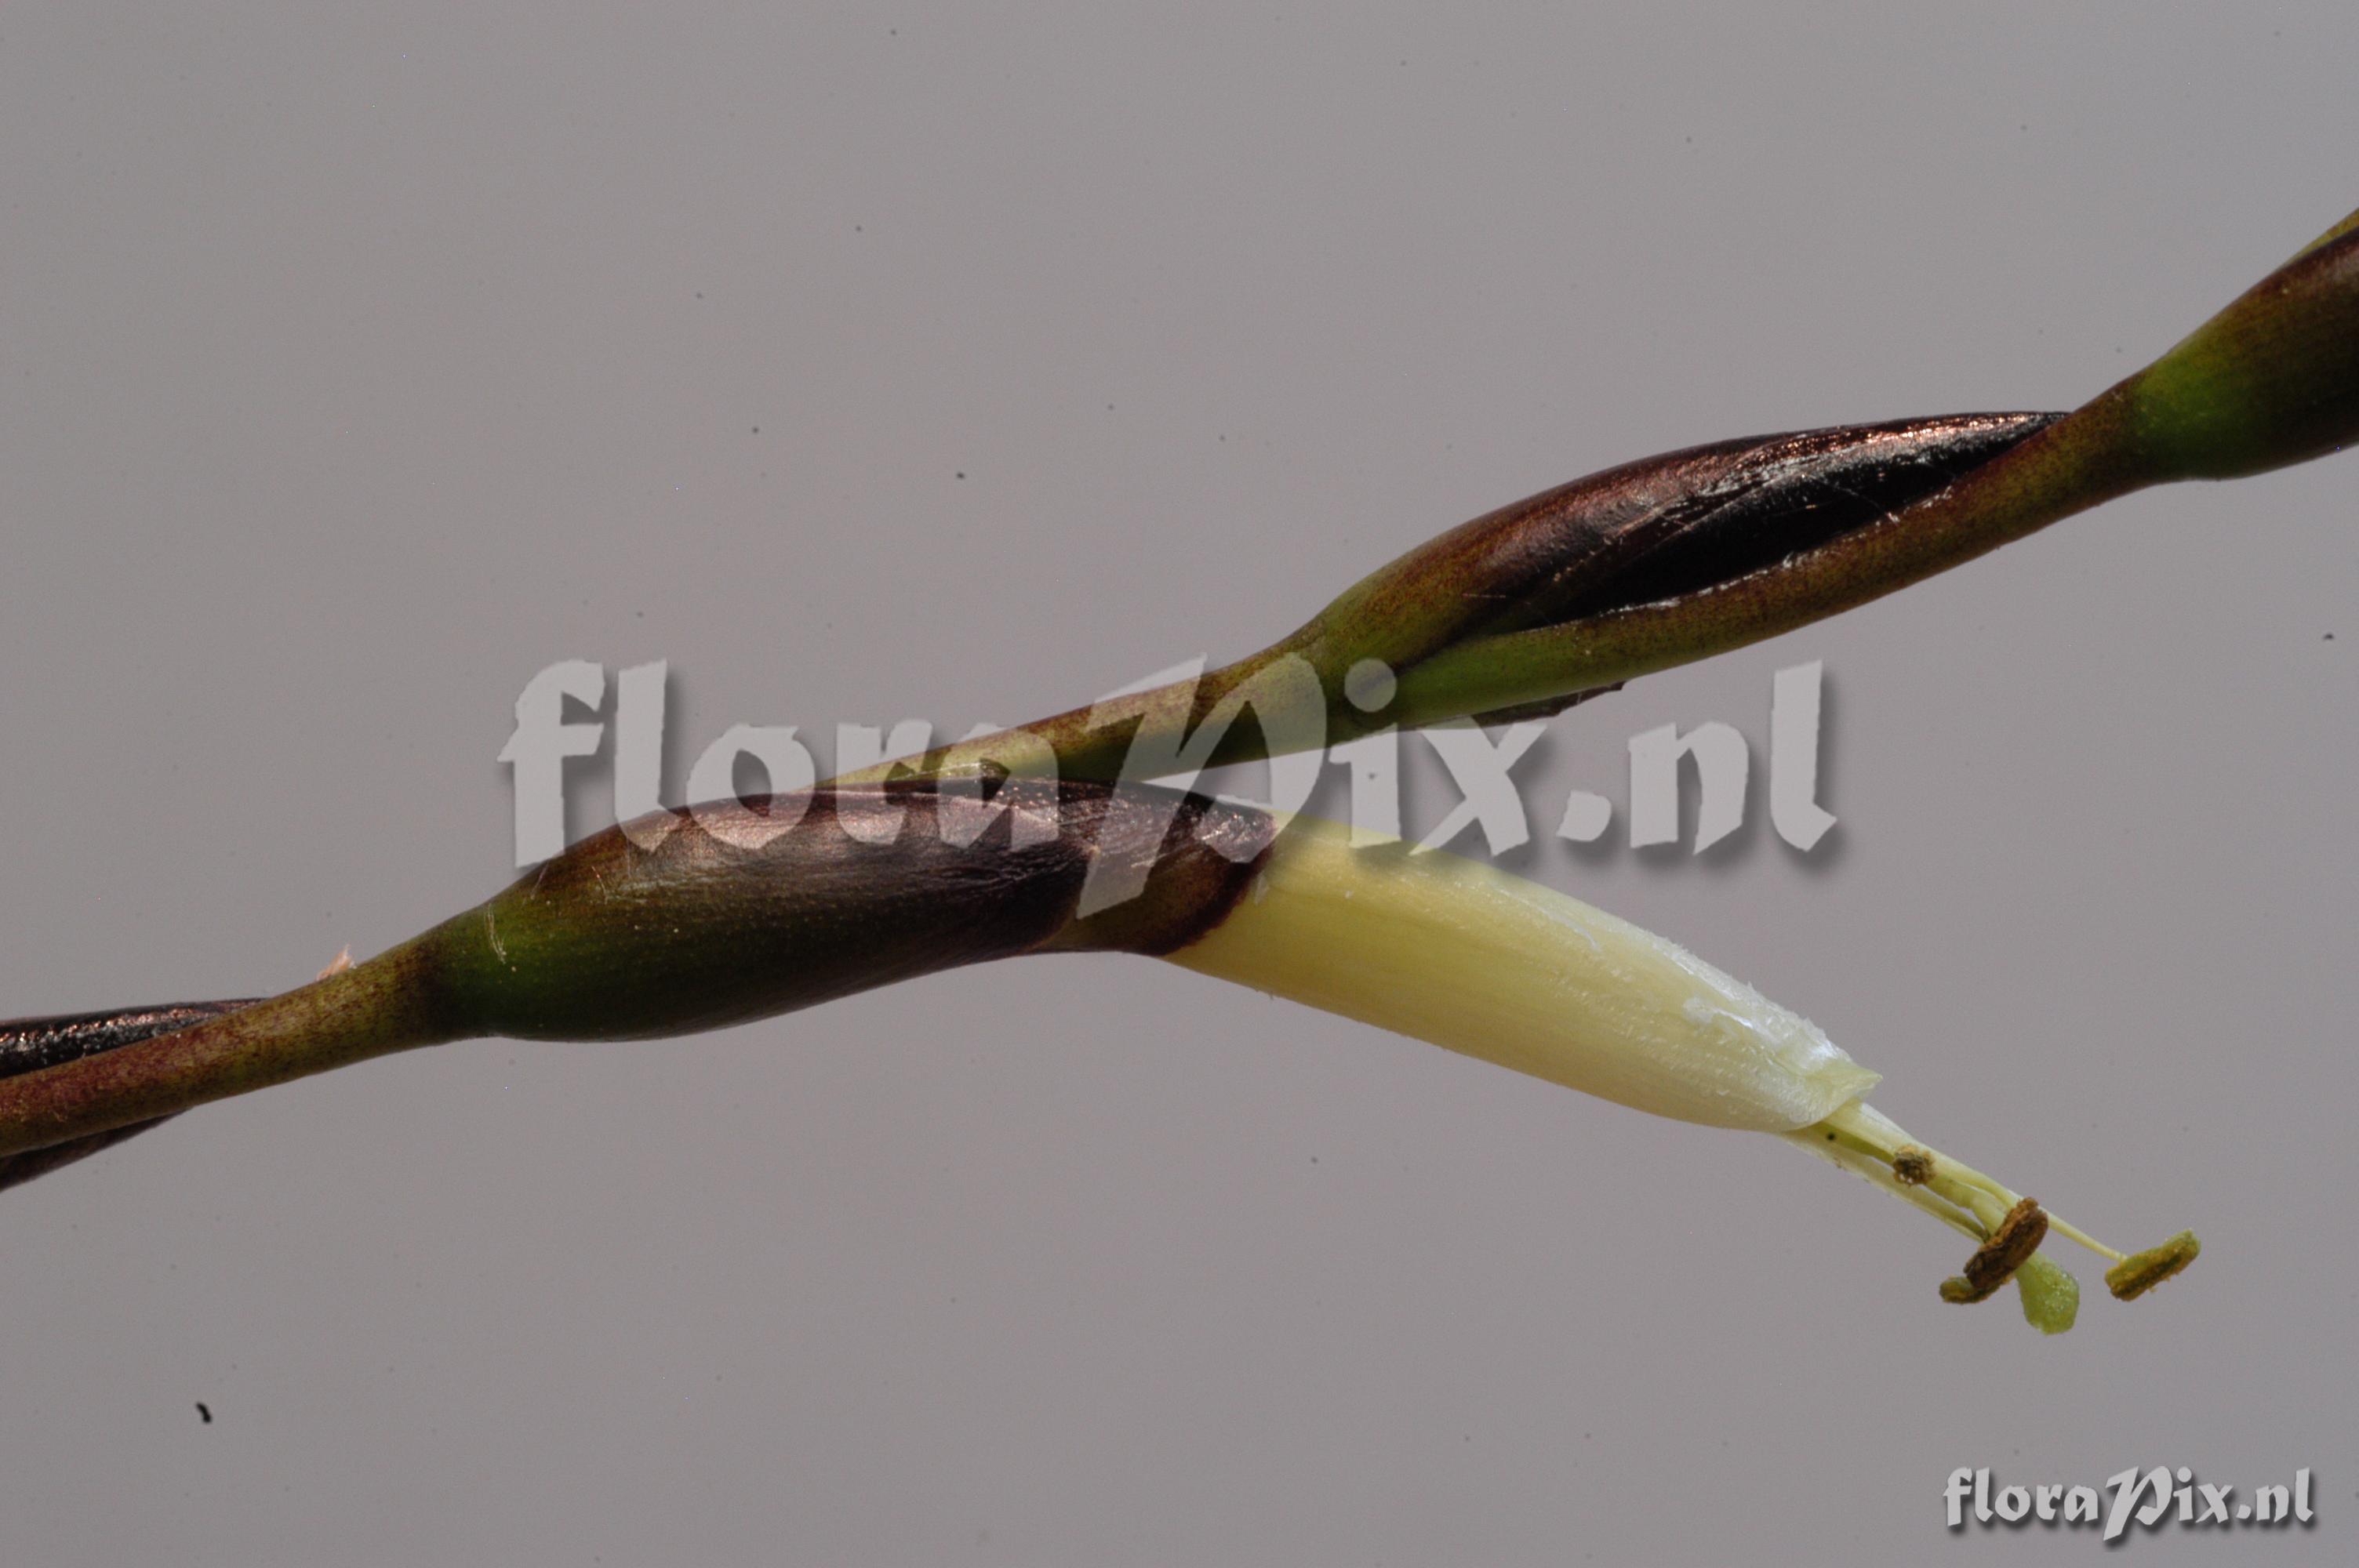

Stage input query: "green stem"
[
  {"left": 841, "top": 209, "right": 2359, "bottom": 789},
  {"left": 0, "top": 938, "right": 463, "bottom": 1159}
]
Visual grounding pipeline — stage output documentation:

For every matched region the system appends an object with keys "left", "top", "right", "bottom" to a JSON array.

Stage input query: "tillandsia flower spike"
[
  {"left": 841, "top": 205, "right": 2358, "bottom": 788},
  {"left": 14, "top": 205, "right": 2324, "bottom": 1326},
  {"left": 0, "top": 787, "right": 2191, "bottom": 1330}
]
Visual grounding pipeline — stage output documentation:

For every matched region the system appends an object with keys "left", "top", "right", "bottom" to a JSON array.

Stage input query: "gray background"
[{"left": 3, "top": 5, "right": 2353, "bottom": 1563}]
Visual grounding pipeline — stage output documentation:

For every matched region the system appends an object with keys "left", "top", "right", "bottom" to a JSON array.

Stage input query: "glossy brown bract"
[{"left": 434, "top": 779, "right": 1283, "bottom": 1041}]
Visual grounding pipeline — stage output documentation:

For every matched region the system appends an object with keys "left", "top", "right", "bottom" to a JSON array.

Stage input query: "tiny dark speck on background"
[{"left": 195, "top": 1403, "right": 212, "bottom": 1424}]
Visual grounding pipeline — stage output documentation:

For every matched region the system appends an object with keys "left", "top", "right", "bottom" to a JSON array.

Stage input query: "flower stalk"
[
  {"left": 0, "top": 789, "right": 2195, "bottom": 1330},
  {"left": 845, "top": 207, "right": 2359, "bottom": 789},
  {"left": 0, "top": 782, "right": 1278, "bottom": 1160}
]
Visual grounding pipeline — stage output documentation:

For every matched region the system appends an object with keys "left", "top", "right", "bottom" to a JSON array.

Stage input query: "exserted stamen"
[
  {"left": 2105, "top": 1232, "right": 2202, "bottom": 1300},
  {"left": 1939, "top": 1198, "right": 2048, "bottom": 1304},
  {"left": 1785, "top": 1098, "right": 2198, "bottom": 1330}
]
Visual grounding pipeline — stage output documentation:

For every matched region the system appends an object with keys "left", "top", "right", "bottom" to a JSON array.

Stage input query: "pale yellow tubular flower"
[{"left": 1165, "top": 811, "right": 2197, "bottom": 1331}]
